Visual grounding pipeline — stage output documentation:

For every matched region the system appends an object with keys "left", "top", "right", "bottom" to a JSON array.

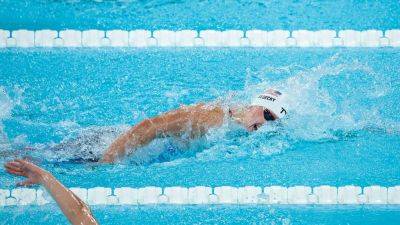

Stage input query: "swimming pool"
[{"left": 1, "top": 1, "right": 400, "bottom": 225}]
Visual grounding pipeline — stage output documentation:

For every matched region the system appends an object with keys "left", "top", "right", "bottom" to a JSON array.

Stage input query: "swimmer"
[
  {"left": 102, "top": 89, "right": 287, "bottom": 163},
  {"left": 4, "top": 159, "right": 98, "bottom": 225}
]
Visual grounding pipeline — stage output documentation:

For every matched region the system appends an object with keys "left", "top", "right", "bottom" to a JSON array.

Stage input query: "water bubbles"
[
  {"left": 188, "top": 54, "right": 398, "bottom": 163},
  {"left": 0, "top": 87, "right": 12, "bottom": 119},
  {"left": 0, "top": 87, "right": 12, "bottom": 152}
]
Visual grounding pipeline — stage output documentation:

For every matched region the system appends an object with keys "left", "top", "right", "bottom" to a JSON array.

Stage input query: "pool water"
[
  {"left": 2, "top": 205, "right": 400, "bottom": 225},
  {"left": 1, "top": 0, "right": 400, "bottom": 30},
  {"left": 1, "top": 48, "right": 400, "bottom": 224},
  {"left": 1, "top": 1, "right": 400, "bottom": 225}
]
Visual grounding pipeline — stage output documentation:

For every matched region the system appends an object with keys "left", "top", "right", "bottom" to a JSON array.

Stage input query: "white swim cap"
[{"left": 251, "top": 89, "right": 287, "bottom": 119}]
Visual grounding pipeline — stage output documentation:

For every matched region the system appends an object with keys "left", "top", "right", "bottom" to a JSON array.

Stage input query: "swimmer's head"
[
  {"left": 250, "top": 89, "right": 287, "bottom": 120},
  {"left": 231, "top": 89, "right": 287, "bottom": 131},
  {"left": 230, "top": 105, "right": 267, "bottom": 131}
]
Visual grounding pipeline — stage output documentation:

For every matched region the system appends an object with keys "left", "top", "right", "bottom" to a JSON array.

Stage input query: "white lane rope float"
[
  {"left": 1, "top": 185, "right": 400, "bottom": 206},
  {"left": 0, "top": 29, "right": 399, "bottom": 48}
]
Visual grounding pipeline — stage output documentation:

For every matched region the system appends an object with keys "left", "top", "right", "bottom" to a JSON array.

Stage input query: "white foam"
[{"left": 0, "top": 87, "right": 12, "bottom": 121}]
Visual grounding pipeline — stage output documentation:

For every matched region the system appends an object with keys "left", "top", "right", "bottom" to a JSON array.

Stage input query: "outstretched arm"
[
  {"left": 101, "top": 107, "right": 191, "bottom": 163},
  {"left": 4, "top": 159, "right": 98, "bottom": 225},
  {"left": 101, "top": 103, "right": 224, "bottom": 163}
]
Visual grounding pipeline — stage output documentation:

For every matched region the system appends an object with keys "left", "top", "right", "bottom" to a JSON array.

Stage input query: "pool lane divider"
[
  {"left": 1, "top": 185, "right": 400, "bottom": 206},
  {"left": 0, "top": 29, "right": 399, "bottom": 48}
]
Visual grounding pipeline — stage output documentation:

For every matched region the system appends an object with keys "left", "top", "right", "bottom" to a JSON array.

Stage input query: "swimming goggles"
[{"left": 263, "top": 108, "right": 277, "bottom": 121}]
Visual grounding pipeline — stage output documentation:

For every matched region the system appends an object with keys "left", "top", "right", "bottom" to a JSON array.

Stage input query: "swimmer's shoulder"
[{"left": 176, "top": 101, "right": 226, "bottom": 117}]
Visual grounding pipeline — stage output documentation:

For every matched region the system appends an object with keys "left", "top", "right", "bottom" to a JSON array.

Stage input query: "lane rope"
[
  {"left": 0, "top": 29, "right": 399, "bottom": 48},
  {"left": 1, "top": 185, "right": 400, "bottom": 206}
]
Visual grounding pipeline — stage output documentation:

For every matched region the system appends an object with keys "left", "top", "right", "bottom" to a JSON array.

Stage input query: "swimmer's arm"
[
  {"left": 102, "top": 108, "right": 192, "bottom": 163},
  {"left": 4, "top": 159, "right": 98, "bottom": 225},
  {"left": 101, "top": 119, "right": 159, "bottom": 163},
  {"left": 101, "top": 104, "right": 225, "bottom": 163}
]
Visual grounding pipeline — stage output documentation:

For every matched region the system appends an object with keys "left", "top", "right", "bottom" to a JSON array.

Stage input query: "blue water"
[
  {"left": 1, "top": 1, "right": 400, "bottom": 225},
  {"left": 1, "top": 48, "right": 400, "bottom": 224},
  {"left": 0, "top": 0, "right": 400, "bottom": 30},
  {"left": 1, "top": 205, "right": 400, "bottom": 225}
]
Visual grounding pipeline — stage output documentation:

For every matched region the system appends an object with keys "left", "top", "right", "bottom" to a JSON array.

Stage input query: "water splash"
[
  {"left": 0, "top": 87, "right": 12, "bottom": 150},
  {"left": 27, "top": 125, "right": 129, "bottom": 163},
  {"left": 0, "top": 86, "right": 34, "bottom": 161},
  {"left": 1, "top": 54, "right": 398, "bottom": 164},
  {"left": 192, "top": 54, "right": 397, "bottom": 162}
]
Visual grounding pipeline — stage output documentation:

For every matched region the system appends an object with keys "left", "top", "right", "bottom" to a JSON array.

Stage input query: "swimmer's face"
[{"left": 239, "top": 106, "right": 268, "bottom": 132}]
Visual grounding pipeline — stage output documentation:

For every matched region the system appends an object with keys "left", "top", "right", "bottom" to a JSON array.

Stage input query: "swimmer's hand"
[
  {"left": 5, "top": 159, "right": 99, "bottom": 225},
  {"left": 4, "top": 159, "right": 48, "bottom": 186}
]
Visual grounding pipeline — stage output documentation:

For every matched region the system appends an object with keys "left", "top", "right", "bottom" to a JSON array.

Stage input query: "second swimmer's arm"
[{"left": 5, "top": 159, "right": 98, "bottom": 225}]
